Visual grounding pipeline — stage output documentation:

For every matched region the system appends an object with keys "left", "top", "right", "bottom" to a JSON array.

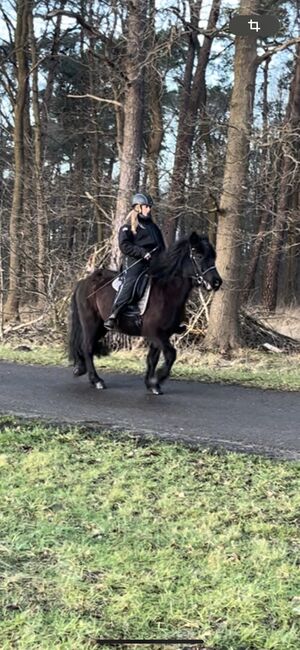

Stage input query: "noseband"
[{"left": 189, "top": 246, "right": 216, "bottom": 286}]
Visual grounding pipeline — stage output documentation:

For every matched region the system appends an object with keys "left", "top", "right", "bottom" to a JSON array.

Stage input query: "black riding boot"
[
  {"left": 104, "top": 312, "right": 118, "bottom": 330},
  {"left": 104, "top": 264, "right": 144, "bottom": 330}
]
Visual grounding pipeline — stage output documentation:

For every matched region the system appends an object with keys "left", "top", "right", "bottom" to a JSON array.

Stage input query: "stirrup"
[{"left": 104, "top": 316, "right": 117, "bottom": 330}]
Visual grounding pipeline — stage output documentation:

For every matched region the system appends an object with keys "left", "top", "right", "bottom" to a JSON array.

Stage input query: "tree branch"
[
  {"left": 45, "top": 10, "right": 108, "bottom": 42},
  {"left": 67, "top": 93, "right": 123, "bottom": 107},
  {"left": 256, "top": 38, "right": 300, "bottom": 65}
]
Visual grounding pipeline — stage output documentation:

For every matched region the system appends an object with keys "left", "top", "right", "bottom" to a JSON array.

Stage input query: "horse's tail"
[
  {"left": 69, "top": 280, "right": 110, "bottom": 368},
  {"left": 69, "top": 285, "right": 84, "bottom": 365}
]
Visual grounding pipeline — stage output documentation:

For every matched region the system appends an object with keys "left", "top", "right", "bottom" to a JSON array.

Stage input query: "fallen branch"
[
  {"left": 262, "top": 343, "right": 283, "bottom": 354},
  {"left": 240, "top": 309, "right": 300, "bottom": 351},
  {"left": 3, "top": 314, "right": 46, "bottom": 335}
]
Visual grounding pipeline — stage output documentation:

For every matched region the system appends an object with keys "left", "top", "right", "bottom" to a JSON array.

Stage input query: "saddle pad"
[
  {"left": 138, "top": 279, "right": 151, "bottom": 315},
  {"left": 111, "top": 276, "right": 151, "bottom": 316},
  {"left": 112, "top": 277, "right": 122, "bottom": 291}
]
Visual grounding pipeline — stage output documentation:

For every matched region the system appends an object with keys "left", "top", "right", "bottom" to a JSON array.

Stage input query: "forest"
[{"left": 0, "top": 0, "right": 299, "bottom": 350}]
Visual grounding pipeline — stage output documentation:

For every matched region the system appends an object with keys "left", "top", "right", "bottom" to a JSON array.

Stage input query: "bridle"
[{"left": 189, "top": 246, "right": 216, "bottom": 288}]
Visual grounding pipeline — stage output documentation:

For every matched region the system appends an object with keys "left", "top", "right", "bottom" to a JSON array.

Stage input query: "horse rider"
[{"left": 104, "top": 192, "right": 166, "bottom": 330}]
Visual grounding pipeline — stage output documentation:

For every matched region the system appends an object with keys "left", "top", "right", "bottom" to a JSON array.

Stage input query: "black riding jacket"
[{"left": 118, "top": 216, "right": 165, "bottom": 266}]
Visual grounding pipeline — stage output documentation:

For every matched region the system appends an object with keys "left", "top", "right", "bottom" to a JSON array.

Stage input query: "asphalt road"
[{"left": 0, "top": 361, "right": 299, "bottom": 460}]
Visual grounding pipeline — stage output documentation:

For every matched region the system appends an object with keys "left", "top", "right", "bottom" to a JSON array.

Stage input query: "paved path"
[{"left": 0, "top": 361, "right": 299, "bottom": 460}]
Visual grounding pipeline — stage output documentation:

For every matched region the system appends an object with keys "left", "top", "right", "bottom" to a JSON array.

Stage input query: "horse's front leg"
[
  {"left": 145, "top": 343, "right": 160, "bottom": 391},
  {"left": 149, "top": 337, "right": 176, "bottom": 395},
  {"left": 82, "top": 336, "right": 106, "bottom": 389}
]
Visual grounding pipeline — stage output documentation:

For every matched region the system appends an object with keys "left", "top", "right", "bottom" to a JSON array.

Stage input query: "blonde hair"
[
  {"left": 126, "top": 205, "right": 141, "bottom": 234},
  {"left": 126, "top": 204, "right": 155, "bottom": 234}
]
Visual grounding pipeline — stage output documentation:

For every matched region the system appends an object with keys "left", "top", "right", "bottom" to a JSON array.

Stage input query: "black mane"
[
  {"left": 149, "top": 234, "right": 214, "bottom": 283},
  {"left": 149, "top": 237, "right": 191, "bottom": 282}
]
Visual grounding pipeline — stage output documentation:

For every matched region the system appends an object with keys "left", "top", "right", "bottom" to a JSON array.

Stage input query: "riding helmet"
[{"left": 132, "top": 192, "right": 153, "bottom": 207}]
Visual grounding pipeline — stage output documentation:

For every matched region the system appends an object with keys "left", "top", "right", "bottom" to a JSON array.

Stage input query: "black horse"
[{"left": 69, "top": 232, "right": 222, "bottom": 395}]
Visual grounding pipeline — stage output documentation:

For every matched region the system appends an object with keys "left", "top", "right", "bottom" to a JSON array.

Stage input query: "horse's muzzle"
[
  {"left": 200, "top": 277, "right": 222, "bottom": 291},
  {"left": 201, "top": 279, "right": 212, "bottom": 291},
  {"left": 213, "top": 277, "right": 222, "bottom": 291}
]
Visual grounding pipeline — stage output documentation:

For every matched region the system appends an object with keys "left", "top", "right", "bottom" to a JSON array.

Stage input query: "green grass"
[
  {"left": 0, "top": 343, "right": 66, "bottom": 366},
  {"left": 0, "top": 343, "right": 300, "bottom": 391},
  {"left": 0, "top": 418, "right": 299, "bottom": 649}
]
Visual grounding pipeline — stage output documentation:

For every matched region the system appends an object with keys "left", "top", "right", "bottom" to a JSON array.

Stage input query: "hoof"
[
  {"left": 150, "top": 386, "right": 163, "bottom": 395},
  {"left": 95, "top": 380, "right": 106, "bottom": 390},
  {"left": 148, "top": 381, "right": 163, "bottom": 395},
  {"left": 147, "top": 377, "right": 163, "bottom": 395}
]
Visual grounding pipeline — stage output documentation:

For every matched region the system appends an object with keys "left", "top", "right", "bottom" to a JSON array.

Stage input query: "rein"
[{"left": 189, "top": 246, "right": 216, "bottom": 285}]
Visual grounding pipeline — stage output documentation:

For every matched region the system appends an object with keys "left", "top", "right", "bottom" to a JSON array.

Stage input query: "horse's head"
[{"left": 187, "top": 232, "right": 222, "bottom": 291}]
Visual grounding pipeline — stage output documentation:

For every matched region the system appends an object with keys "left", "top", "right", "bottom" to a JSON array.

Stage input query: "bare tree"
[
  {"left": 109, "top": 0, "right": 148, "bottom": 267},
  {"left": 204, "top": 0, "right": 259, "bottom": 351},
  {"left": 28, "top": 7, "right": 47, "bottom": 307},
  {"left": 4, "top": 0, "right": 31, "bottom": 320},
  {"left": 242, "top": 57, "right": 272, "bottom": 302},
  {"left": 262, "top": 42, "right": 300, "bottom": 311},
  {"left": 165, "top": 0, "right": 221, "bottom": 245},
  {"left": 143, "top": 0, "right": 164, "bottom": 202}
]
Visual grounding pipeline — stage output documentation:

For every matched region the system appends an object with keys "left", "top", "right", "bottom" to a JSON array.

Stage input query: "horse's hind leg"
[
  {"left": 149, "top": 337, "right": 176, "bottom": 395},
  {"left": 145, "top": 343, "right": 160, "bottom": 390},
  {"left": 80, "top": 309, "right": 106, "bottom": 390},
  {"left": 73, "top": 358, "right": 86, "bottom": 377},
  {"left": 69, "top": 289, "right": 86, "bottom": 376}
]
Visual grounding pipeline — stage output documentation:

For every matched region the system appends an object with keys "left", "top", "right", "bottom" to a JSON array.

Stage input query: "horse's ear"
[{"left": 189, "top": 231, "right": 198, "bottom": 247}]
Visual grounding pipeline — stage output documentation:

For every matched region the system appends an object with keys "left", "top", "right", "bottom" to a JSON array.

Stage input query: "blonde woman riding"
[{"left": 104, "top": 193, "right": 165, "bottom": 330}]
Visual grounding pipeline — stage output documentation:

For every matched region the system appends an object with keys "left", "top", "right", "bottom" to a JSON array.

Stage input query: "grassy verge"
[
  {"left": 0, "top": 418, "right": 299, "bottom": 650},
  {"left": 0, "top": 342, "right": 300, "bottom": 391}
]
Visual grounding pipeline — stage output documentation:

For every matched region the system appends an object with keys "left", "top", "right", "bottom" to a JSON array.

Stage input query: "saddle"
[{"left": 112, "top": 270, "right": 151, "bottom": 317}]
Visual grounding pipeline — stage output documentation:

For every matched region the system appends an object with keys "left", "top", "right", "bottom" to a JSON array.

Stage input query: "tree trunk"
[
  {"left": 204, "top": 0, "right": 258, "bottom": 351},
  {"left": 22, "top": 97, "right": 34, "bottom": 302},
  {"left": 203, "top": 119, "right": 220, "bottom": 247},
  {"left": 28, "top": 9, "right": 47, "bottom": 308},
  {"left": 41, "top": 1, "right": 66, "bottom": 156},
  {"left": 165, "top": 0, "right": 221, "bottom": 245},
  {"left": 143, "top": 0, "right": 164, "bottom": 200},
  {"left": 0, "top": 190, "right": 4, "bottom": 337},
  {"left": 243, "top": 57, "right": 271, "bottom": 302},
  {"left": 110, "top": 0, "right": 147, "bottom": 268},
  {"left": 164, "top": 0, "right": 201, "bottom": 243},
  {"left": 4, "top": 0, "right": 30, "bottom": 320},
  {"left": 262, "top": 43, "right": 300, "bottom": 311},
  {"left": 284, "top": 207, "right": 298, "bottom": 303},
  {"left": 144, "top": 0, "right": 164, "bottom": 203},
  {"left": 87, "top": 37, "right": 103, "bottom": 243}
]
